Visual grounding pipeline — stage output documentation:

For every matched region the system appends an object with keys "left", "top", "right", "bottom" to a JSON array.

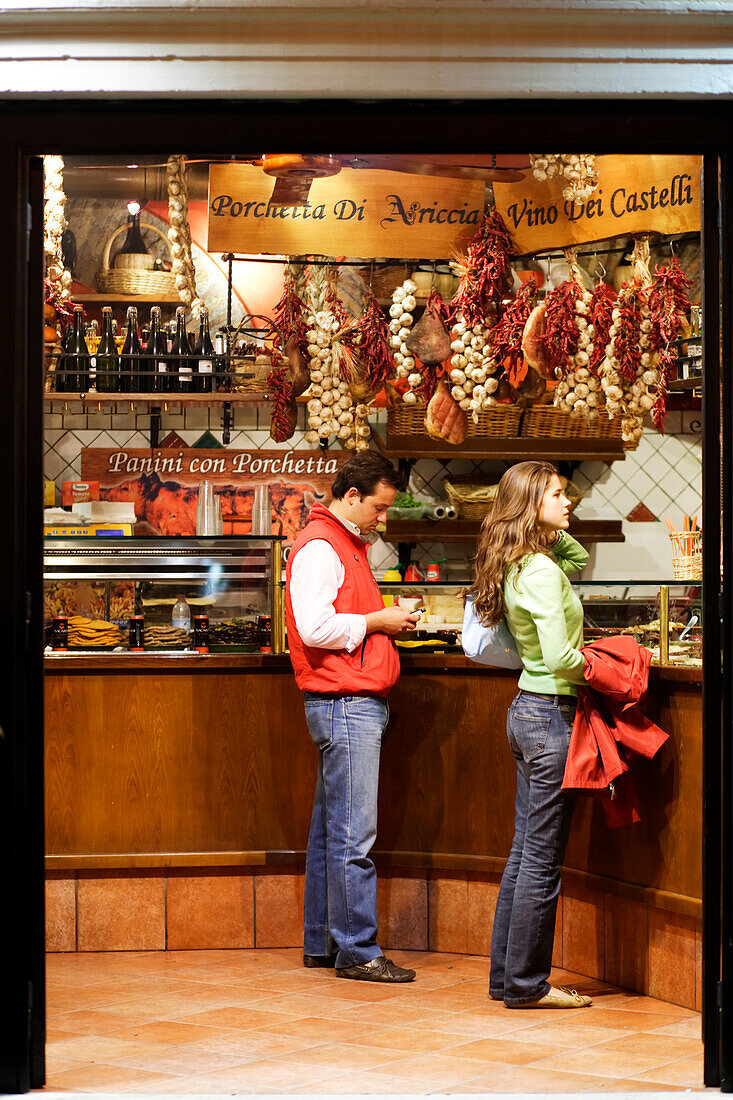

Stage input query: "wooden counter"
[{"left": 44, "top": 654, "right": 702, "bottom": 914}]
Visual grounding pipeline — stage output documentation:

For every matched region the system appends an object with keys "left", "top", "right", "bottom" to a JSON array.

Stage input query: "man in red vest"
[{"left": 286, "top": 452, "right": 420, "bottom": 983}]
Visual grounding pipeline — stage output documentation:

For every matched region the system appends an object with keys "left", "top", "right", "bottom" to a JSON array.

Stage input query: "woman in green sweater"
[{"left": 467, "top": 460, "right": 592, "bottom": 1010}]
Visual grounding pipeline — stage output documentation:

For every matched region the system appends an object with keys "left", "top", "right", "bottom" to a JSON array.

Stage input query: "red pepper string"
[
  {"left": 487, "top": 279, "right": 537, "bottom": 387},
  {"left": 267, "top": 363, "right": 295, "bottom": 442},
  {"left": 614, "top": 285, "right": 644, "bottom": 382},
  {"left": 273, "top": 268, "right": 308, "bottom": 349},
  {"left": 425, "top": 288, "right": 450, "bottom": 325},
  {"left": 44, "top": 278, "right": 78, "bottom": 325},
  {"left": 543, "top": 278, "right": 583, "bottom": 379},
  {"left": 647, "top": 258, "right": 693, "bottom": 432},
  {"left": 588, "top": 282, "right": 617, "bottom": 377},
  {"left": 415, "top": 362, "right": 444, "bottom": 403},
  {"left": 342, "top": 296, "right": 395, "bottom": 390},
  {"left": 449, "top": 210, "right": 515, "bottom": 328}
]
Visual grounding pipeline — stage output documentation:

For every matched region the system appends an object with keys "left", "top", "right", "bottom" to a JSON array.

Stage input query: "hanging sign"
[
  {"left": 81, "top": 448, "right": 349, "bottom": 542},
  {"left": 206, "top": 164, "right": 484, "bottom": 259},
  {"left": 493, "top": 155, "right": 702, "bottom": 256}
]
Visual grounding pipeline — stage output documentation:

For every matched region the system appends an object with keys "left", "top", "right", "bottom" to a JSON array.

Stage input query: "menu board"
[{"left": 81, "top": 447, "right": 351, "bottom": 542}]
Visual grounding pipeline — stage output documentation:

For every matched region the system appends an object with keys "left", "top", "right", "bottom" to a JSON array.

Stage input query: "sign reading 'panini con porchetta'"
[
  {"left": 206, "top": 164, "right": 484, "bottom": 259},
  {"left": 493, "top": 155, "right": 702, "bottom": 255}
]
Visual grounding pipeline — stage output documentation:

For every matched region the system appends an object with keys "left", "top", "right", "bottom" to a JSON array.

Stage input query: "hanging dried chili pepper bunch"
[
  {"left": 541, "top": 251, "right": 600, "bottom": 420},
  {"left": 529, "top": 154, "right": 599, "bottom": 204},
  {"left": 267, "top": 356, "right": 298, "bottom": 443},
  {"left": 447, "top": 210, "right": 515, "bottom": 418},
  {"left": 342, "top": 296, "right": 395, "bottom": 402},
  {"left": 477, "top": 279, "right": 539, "bottom": 399},
  {"left": 273, "top": 259, "right": 309, "bottom": 348},
  {"left": 600, "top": 238, "right": 657, "bottom": 444},
  {"left": 303, "top": 266, "right": 368, "bottom": 449},
  {"left": 647, "top": 257, "right": 692, "bottom": 431}
]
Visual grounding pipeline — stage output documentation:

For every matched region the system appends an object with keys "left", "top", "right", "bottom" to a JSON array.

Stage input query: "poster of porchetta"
[{"left": 80, "top": 448, "right": 350, "bottom": 542}]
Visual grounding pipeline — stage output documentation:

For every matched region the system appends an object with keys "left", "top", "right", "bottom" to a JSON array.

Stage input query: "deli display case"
[
  {"left": 43, "top": 535, "right": 285, "bottom": 655},
  {"left": 363, "top": 579, "right": 703, "bottom": 668}
]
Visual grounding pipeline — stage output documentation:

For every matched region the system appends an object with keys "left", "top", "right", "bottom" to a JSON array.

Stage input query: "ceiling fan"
[{"left": 259, "top": 153, "right": 527, "bottom": 207}]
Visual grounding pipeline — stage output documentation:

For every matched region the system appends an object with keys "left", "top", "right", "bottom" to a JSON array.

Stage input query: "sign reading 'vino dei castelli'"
[
  {"left": 492, "top": 155, "right": 702, "bottom": 256},
  {"left": 206, "top": 164, "right": 485, "bottom": 259}
]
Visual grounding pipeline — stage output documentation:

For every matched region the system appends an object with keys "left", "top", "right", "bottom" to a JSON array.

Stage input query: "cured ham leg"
[{"left": 425, "top": 381, "right": 467, "bottom": 445}]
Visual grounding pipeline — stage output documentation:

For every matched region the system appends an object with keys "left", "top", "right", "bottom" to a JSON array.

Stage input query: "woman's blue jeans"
[
  {"left": 489, "top": 690, "right": 577, "bottom": 1006},
  {"left": 302, "top": 693, "right": 389, "bottom": 969}
]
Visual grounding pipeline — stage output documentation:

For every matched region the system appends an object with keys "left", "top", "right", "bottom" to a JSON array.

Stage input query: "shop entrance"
[{"left": 0, "top": 100, "right": 729, "bottom": 1092}]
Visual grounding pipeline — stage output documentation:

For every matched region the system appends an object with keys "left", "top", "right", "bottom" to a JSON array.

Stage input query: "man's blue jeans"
[
  {"left": 302, "top": 693, "right": 389, "bottom": 969},
  {"left": 489, "top": 691, "right": 577, "bottom": 1006}
]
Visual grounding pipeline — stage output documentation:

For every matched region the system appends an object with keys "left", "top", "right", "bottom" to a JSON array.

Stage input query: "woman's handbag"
[{"left": 462, "top": 597, "right": 523, "bottom": 670}]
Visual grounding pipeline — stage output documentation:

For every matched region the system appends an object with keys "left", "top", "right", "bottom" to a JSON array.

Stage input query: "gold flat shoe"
[{"left": 507, "top": 984, "right": 592, "bottom": 1009}]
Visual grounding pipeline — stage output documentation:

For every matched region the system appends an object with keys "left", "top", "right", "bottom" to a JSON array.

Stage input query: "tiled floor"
[{"left": 40, "top": 949, "right": 706, "bottom": 1094}]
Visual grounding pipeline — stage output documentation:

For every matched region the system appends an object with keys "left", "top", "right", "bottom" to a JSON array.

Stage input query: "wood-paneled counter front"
[{"left": 44, "top": 654, "right": 702, "bottom": 1006}]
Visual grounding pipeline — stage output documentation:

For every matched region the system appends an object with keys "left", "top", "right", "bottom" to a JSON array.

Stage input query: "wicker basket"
[
  {"left": 443, "top": 477, "right": 499, "bottom": 520},
  {"left": 368, "top": 263, "right": 410, "bottom": 300},
  {"left": 522, "top": 404, "right": 622, "bottom": 441},
  {"left": 387, "top": 402, "right": 522, "bottom": 438},
  {"left": 96, "top": 221, "right": 177, "bottom": 296},
  {"left": 669, "top": 531, "right": 702, "bottom": 581}
]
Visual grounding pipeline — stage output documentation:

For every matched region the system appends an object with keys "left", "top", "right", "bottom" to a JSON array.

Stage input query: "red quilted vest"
[{"left": 285, "top": 503, "right": 400, "bottom": 696}]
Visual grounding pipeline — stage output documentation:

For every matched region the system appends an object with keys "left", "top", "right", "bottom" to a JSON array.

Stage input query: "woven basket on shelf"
[
  {"left": 95, "top": 221, "right": 177, "bottom": 296},
  {"left": 387, "top": 403, "right": 522, "bottom": 438},
  {"left": 521, "top": 404, "right": 622, "bottom": 441},
  {"left": 669, "top": 531, "right": 702, "bottom": 581},
  {"left": 367, "top": 263, "right": 410, "bottom": 300},
  {"left": 443, "top": 477, "right": 499, "bottom": 521}
]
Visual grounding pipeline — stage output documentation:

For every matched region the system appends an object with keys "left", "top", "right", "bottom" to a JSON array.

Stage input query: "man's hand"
[{"left": 365, "top": 606, "right": 421, "bottom": 636}]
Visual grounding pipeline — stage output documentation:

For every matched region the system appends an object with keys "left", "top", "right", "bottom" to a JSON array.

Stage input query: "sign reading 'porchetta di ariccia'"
[{"left": 207, "top": 164, "right": 485, "bottom": 259}]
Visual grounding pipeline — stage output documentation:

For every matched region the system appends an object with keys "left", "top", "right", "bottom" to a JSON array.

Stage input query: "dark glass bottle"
[
  {"left": 54, "top": 324, "right": 73, "bottom": 392},
  {"left": 66, "top": 306, "right": 91, "bottom": 392},
  {"left": 95, "top": 307, "right": 120, "bottom": 393},
  {"left": 146, "top": 306, "right": 169, "bottom": 394},
  {"left": 115, "top": 210, "right": 149, "bottom": 262},
  {"left": 120, "top": 306, "right": 143, "bottom": 393},
  {"left": 194, "top": 307, "right": 216, "bottom": 393},
  {"left": 214, "top": 328, "right": 231, "bottom": 393},
  {"left": 170, "top": 307, "right": 192, "bottom": 392}
]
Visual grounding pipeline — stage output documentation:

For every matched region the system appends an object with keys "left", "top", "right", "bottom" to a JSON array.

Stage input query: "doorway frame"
[{"left": 0, "top": 98, "right": 727, "bottom": 1092}]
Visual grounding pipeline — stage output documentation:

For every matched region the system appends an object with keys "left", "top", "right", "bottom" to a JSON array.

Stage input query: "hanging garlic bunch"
[
  {"left": 167, "top": 154, "right": 203, "bottom": 318},
  {"left": 43, "top": 155, "right": 72, "bottom": 297},
  {"left": 600, "top": 239, "right": 656, "bottom": 444},
  {"left": 549, "top": 253, "right": 600, "bottom": 421},
  {"left": 305, "top": 306, "right": 347, "bottom": 443},
  {"left": 529, "top": 154, "right": 599, "bottom": 204},
  {"left": 388, "top": 278, "right": 418, "bottom": 399},
  {"left": 352, "top": 403, "right": 371, "bottom": 452},
  {"left": 448, "top": 313, "right": 499, "bottom": 420}
]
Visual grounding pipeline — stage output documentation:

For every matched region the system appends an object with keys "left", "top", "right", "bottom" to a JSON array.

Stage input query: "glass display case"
[
  {"left": 43, "top": 535, "right": 285, "bottom": 655},
  {"left": 367, "top": 579, "right": 702, "bottom": 667}
]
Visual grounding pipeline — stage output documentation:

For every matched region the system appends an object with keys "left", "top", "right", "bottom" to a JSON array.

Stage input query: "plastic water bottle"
[{"left": 172, "top": 595, "right": 191, "bottom": 633}]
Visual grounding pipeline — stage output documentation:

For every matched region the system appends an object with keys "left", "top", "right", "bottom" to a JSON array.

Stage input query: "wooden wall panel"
[{"left": 45, "top": 666, "right": 702, "bottom": 906}]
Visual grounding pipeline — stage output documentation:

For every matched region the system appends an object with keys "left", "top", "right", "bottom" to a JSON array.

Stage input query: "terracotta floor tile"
[
  {"left": 497, "top": 1020, "right": 628, "bottom": 1048},
  {"left": 535, "top": 1048, "right": 684, "bottom": 1078},
  {"left": 189, "top": 1026, "right": 324, "bottom": 1059},
  {"left": 44, "top": 1054, "right": 93, "bottom": 1076},
  {"left": 441, "top": 1035, "right": 566, "bottom": 1065},
  {"left": 44, "top": 1061, "right": 175, "bottom": 1092},
  {"left": 48, "top": 1008, "right": 151, "bottom": 1037},
  {"left": 651, "top": 1015, "right": 704, "bottom": 1039},
  {"left": 633, "top": 1054, "right": 706, "bottom": 1088},
  {"left": 360, "top": 1051, "right": 506, "bottom": 1087},
  {"left": 283, "top": 1070, "right": 438, "bottom": 1093},
  {"left": 249, "top": 991, "right": 369, "bottom": 1017},
  {"left": 586, "top": 1078, "right": 688, "bottom": 1092},
  {"left": 45, "top": 1035, "right": 169, "bottom": 1064},
  {"left": 595, "top": 1032, "right": 703, "bottom": 1060},
  {"left": 172, "top": 1004, "right": 305, "bottom": 1031},
  {"left": 341, "top": 1025, "right": 474, "bottom": 1054},
  {"left": 581, "top": 1006, "right": 682, "bottom": 1030},
  {"left": 157, "top": 1057, "right": 341, "bottom": 1092},
  {"left": 101, "top": 1042, "right": 257, "bottom": 1076},
  {"left": 274, "top": 1039, "right": 403, "bottom": 1072},
  {"left": 112, "top": 1020, "right": 246, "bottom": 1045},
  {"left": 464, "top": 1065, "right": 612, "bottom": 1093},
  {"left": 615, "top": 993, "right": 698, "bottom": 1017}
]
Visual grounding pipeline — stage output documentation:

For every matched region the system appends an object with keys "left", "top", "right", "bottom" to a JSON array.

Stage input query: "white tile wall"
[{"left": 43, "top": 409, "right": 702, "bottom": 581}]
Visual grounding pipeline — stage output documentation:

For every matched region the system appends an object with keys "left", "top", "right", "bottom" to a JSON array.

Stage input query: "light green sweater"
[{"left": 504, "top": 531, "right": 589, "bottom": 697}]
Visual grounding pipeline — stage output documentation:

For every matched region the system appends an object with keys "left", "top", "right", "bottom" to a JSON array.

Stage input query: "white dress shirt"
[{"left": 289, "top": 511, "right": 368, "bottom": 653}]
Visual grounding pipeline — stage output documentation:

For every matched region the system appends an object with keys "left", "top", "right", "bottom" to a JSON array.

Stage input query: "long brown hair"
[{"left": 464, "top": 460, "right": 559, "bottom": 624}]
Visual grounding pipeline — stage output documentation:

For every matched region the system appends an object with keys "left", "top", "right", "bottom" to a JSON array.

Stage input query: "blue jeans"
[
  {"left": 489, "top": 691, "right": 577, "bottom": 1006},
  {"left": 302, "top": 693, "right": 389, "bottom": 968}
]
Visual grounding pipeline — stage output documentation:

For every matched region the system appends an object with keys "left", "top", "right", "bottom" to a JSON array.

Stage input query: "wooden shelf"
[
  {"left": 45, "top": 391, "right": 269, "bottom": 407},
  {"left": 373, "top": 429, "right": 626, "bottom": 463},
  {"left": 383, "top": 518, "right": 624, "bottom": 544},
  {"left": 74, "top": 293, "right": 181, "bottom": 304}
]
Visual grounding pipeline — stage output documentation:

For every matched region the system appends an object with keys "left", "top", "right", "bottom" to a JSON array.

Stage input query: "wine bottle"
[
  {"left": 95, "top": 307, "right": 120, "bottom": 393},
  {"left": 170, "top": 306, "right": 192, "bottom": 392},
  {"left": 115, "top": 209, "right": 149, "bottom": 264},
  {"left": 54, "top": 324, "right": 73, "bottom": 393},
  {"left": 194, "top": 306, "right": 216, "bottom": 393},
  {"left": 66, "top": 306, "right": 91, "bottom": 393},
  {"left": 147, "top": 306, "right": 169, "bottom": 394},
  {"left": 120, "top": 306, "right": 143, "bottom": 393}
]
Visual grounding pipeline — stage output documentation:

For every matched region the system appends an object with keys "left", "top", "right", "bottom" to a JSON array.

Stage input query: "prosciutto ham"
[
  {"left": 522, "top": 302, "right": 553, "bottom": 378},
  {"left": 424, "top": 381, "right": 467, "bottom": 445}
]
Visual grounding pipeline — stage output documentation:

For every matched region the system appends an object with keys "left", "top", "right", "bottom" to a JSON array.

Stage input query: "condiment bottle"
[
  {"left": 426, "top": 562, "right": 441, "bottom": 582},
  {"left": 172, "top": 594, "right": 191, "bottom": 633}
]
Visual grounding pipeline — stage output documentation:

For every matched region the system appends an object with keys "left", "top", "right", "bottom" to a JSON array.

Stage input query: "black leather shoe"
[
  {"left": 336, "top": 955, "right": 415, "bottom": 983},
  {"left": 303, "top": 954, "right": 337, "bottom": 968}
]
